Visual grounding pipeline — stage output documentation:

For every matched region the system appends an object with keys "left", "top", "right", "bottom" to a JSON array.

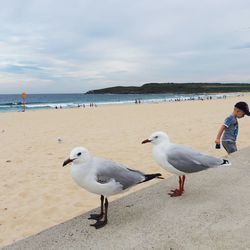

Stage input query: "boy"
[{"left": 215, "top": 101, "right": 250, "bottom": 154}]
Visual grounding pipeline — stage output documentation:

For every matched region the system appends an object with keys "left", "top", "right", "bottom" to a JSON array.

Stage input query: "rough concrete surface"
[{"left": 2, "top": 147, "right": 250, "bottom": 250}]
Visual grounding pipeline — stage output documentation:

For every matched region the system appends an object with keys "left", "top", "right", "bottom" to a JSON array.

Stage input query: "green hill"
[{"left": 85, "top": 83, "right": 250, "bottom": 94}]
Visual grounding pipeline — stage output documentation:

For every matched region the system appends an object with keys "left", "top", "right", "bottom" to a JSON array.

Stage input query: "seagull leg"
[
  {"left": 88, "top": 195, "right": 104, "bottom": 220},
  {"left": 170, "top": 176, "right": 182, "bottom": 192},
  {"left": 91, "top": 198, "right": 108, "bottom": 229},
  {"left": 168, "top": 175, "right": 185, "bottom": 197},
  {"left": 180, "top": 175, "right": 186, "bottom": 192}
]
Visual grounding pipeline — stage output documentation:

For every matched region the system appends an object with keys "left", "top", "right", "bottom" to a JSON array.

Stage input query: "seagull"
[
  {"left": 63, "top": 147, "right": 162, "bottom": 229},
  {"left": 57, "top": 137, "right": 63, "bottom": 143},
  {"left": 142, "top": 131, "right": 231, "bottom": 197}
]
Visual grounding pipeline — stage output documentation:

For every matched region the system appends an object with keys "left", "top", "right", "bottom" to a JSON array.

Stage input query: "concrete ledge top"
[{"left": 2, "top": 147, "right": 250, "bottom": 250}]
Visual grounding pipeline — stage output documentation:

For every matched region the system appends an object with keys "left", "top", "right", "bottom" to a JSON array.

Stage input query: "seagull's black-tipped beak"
[
  {"left": 142, "top": 139, "right": 151, "bottom": 144},
  {"left": 63, "top": 158, "right": 73, "bottom": 167}
]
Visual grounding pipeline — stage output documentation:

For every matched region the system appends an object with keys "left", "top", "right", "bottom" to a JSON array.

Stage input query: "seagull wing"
[
  {"left": 167, "top": 144, "right": 224, "bottom": 173},
  {"left": 94, "top": 158, "right": 145, "bottom": 190}
]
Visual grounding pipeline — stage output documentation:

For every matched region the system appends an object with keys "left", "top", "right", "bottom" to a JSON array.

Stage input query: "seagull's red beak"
[
  {"left": 141, "top": 139, "right": 151, "bottom": 144},
  {"left": 63, "top": 158, "right": 73, "bottom": 167}
]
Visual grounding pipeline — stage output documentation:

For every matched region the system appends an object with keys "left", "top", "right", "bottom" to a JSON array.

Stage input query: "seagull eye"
[
  {"left": 155, "top": 136, "right": 158, "bottom": 139},
  {"left": 77, "top": 152, "right": 82, "bottom": 156}
]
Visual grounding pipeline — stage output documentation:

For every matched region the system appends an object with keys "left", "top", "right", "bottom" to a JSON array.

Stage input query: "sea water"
[{"left": 0, "top": 93, "right": 241, "bottom": 112}]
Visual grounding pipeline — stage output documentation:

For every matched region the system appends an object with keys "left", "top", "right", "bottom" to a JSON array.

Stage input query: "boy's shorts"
[{"left": 222, "top": 141, "right": 237, "bottom": 154}]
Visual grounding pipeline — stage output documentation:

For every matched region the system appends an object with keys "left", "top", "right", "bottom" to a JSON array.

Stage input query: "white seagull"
[
  {"left": 63, "top": 147, "right": 162, "bottom": 229},
  {"left": 142, "top": 131, "right": 231, "bottom": 197}
]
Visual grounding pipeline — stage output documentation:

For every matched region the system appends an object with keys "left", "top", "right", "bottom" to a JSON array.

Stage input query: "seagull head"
[
  {"left": 142, "top": 131, "right": 169, "bottom": 145},
  {"left": 63, "top": 147, "right": 91, "bottom": 167}
]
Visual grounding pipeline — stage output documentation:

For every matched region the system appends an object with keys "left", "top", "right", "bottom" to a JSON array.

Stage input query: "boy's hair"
[{"left": 234, "top": 102, "right": 250, "bottom": 116}]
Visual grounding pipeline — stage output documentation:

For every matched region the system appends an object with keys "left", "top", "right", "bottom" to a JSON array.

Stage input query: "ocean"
[{"left": 0, "top": 93, "right": 240, "bottom": 112}]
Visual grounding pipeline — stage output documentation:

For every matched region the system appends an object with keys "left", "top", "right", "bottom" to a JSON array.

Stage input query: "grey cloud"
[
  {"left": 0, "top": 0, "right": 250, "bottom": 93},
  {"left": 0, "top": 63, "right": 45, "bottom": 74},
  {"left": 231, "top": 42, "right": 250, "bottom": 49}
]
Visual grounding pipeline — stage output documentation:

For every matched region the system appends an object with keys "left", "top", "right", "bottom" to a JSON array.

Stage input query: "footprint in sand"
[{"left": 19, "top": 192, "right": 28, "bottom": 198}]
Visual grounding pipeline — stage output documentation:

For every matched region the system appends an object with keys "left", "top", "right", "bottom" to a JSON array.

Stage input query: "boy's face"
[{"left": 235, "top": 107, "right": 245, "bottom": 118}]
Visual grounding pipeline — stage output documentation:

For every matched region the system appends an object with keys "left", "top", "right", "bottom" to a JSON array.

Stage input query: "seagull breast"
[
  {"left": 153, "top": 144, "right": 185, "bottom": 175},
  {"left": 70, "top": 160, "right": 124, "bottom": 197}
]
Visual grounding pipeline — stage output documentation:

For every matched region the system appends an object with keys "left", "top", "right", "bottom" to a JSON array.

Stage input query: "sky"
[{"left": 0, "top": 0, "right": 250, "bottom": 94}]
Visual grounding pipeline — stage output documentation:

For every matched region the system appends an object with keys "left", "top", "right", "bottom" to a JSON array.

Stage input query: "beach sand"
[{"left": 0, "top": 94, "right": 250, "bottom": 247}]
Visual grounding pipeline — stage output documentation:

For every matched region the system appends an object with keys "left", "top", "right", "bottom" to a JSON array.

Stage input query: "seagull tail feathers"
[
  {"left": 142, "top": 173, "right": 163, "bottom": 183},
  {"left": 220, "top": 159, "right": 231, "bottom": 167}
]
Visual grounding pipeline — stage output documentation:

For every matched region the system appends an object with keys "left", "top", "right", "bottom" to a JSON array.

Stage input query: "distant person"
[{"left": 215, "top": 102, "right": 250, "bottom": 154}]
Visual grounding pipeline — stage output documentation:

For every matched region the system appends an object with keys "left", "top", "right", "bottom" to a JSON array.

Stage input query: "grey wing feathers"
[
  {"left": 97, "top": 175, "right": 111, "bottom": 184},
  {"left": 95, "top": 158, "right": 145, "bottom": 189},
  {"left": 168, "top": 145, "right": 224, "bottom": 173}
]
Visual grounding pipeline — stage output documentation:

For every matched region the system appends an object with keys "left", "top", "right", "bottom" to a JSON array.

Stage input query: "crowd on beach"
[
  {"left": 164, "top": 94, "right": 229, "bottom": 102},
  {"left": 54, "top": 103, "right": 98, "bottom": 109},
  {"left": 133, "top": 94, "right": 240, "bottom": 104},
  {"left": 56, "top": 96, "right": 223, "bottom": 109}
]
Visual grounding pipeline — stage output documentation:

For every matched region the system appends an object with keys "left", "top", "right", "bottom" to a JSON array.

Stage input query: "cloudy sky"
[{"left": 0, "top": 0, "right": 250, "bottom": 94}]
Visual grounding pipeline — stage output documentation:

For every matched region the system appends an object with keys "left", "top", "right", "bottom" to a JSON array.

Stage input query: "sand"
[
  {"left": 3, "top": 147, "right": 250, "bottom": 250},
  {"left": 0, "top": 94, "right": 250, "bottom": 247}
]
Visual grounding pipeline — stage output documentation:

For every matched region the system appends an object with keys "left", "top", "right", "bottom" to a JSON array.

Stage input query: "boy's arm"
[{"left": 215, "top": 125, "right": 226, "bottom": 144}]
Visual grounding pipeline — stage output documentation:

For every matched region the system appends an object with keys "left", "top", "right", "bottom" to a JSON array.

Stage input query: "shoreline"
[
  {"left": 1, "top": 94, "right": 250, "bottom": 247},
  {"left": 0, "top": 92, "right": 249, "bottom": 113}
]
